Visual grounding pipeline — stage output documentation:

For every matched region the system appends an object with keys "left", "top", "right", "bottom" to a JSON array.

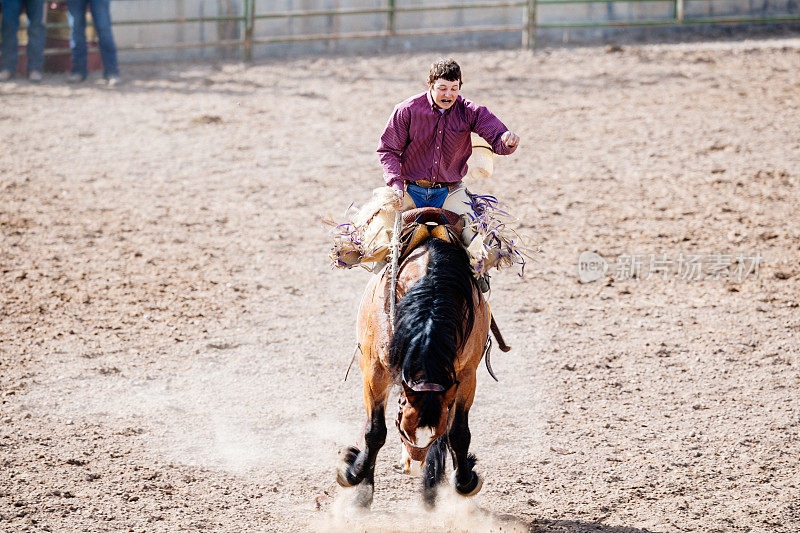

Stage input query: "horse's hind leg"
[
  {"left": 337, "top": 362, "right": 391, "bottom": 508},
  {"left": 448, "top": 376, "right": 483, "bottom": 497}
]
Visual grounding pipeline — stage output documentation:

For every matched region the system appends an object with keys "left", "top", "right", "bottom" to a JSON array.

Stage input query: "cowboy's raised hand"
[{"left": 501, "top": 131, "right": 520, "bottom": 149}]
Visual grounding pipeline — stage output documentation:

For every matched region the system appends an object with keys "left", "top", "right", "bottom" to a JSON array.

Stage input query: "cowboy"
[{"left": 377, "top": 58, "right": 520, "bottom": 287}]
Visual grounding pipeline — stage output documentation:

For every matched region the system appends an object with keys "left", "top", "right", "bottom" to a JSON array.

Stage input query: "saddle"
[{"left": 399, "top": 207, "right": 465, "bottom": 262}]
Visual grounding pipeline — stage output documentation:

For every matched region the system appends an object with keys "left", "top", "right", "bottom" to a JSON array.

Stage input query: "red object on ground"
[{"left": 44, "top": 38, "right": 102, "bottom": 73}]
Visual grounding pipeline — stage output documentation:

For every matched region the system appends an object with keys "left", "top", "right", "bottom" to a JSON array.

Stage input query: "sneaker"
[
  {"left": 0, "top": 70, "right": 13, "bottom": 81},
  {"left": 67, "top": 72, "right": 86, "bottom": 83},
  {"left": 28, "top": 71, "right": 42, "bottom": 83},
  {"left": 106, "top": 75, "right": 121, "bottom": 87}
]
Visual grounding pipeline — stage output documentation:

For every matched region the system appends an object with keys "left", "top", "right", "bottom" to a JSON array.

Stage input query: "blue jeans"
[
  {"left": 406, "top": 183, "right": 450, "bottom": 209},
  {"left": 0, "top": 0, "right": 45, "bottom": 73},
  {"left": 67, "top": 0, "right": 118, "bottom": 77}
]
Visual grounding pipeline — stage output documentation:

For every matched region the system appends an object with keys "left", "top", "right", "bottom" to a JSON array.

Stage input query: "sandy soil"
[{"left": 1, "top": 37, "right": 799, "bottom": 533}]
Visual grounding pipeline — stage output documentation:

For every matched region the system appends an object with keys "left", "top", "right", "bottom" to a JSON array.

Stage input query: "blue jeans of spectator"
[
  {"left": 0, "top": 0, "right": 46, "bottom": 73},
  {"left": 67, "top": 0, "right": 118, "bottom": 77}
]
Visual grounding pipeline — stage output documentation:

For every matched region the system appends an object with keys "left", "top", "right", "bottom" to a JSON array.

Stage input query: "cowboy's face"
[{"left": 428, "top": 78, "right": 460, "bottom": 110}]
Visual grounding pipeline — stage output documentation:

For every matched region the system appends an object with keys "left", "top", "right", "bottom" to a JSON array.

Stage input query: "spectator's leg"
[
  {"left": 1, "top": 0, "right": 23, "bottom": 74},
  {"left": 24, "top": 0, "right": 45, "bottom": 73},
  {"left": 66, "top": 0, "right": 88, "bottom": 77},
  {"left": 88, "top": 0, "right": 117, "bottom": 77}
]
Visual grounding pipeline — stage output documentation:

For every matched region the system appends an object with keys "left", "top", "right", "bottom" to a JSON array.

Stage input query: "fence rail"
[{"left": 5, "top": 0, "right": 798, "bottom": 61}]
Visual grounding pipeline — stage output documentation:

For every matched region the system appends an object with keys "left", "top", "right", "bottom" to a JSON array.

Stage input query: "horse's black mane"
[{"left": 388, "top": 238, "right": 478, "bottom": 393}]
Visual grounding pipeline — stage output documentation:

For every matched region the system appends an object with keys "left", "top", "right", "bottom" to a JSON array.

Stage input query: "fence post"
[
  {"left": 675, "top": 0, "right": 684, "bottom": 23},
  {"left": 524, "top": 0, "right": 537, "bottom": 49},
  {"left": 243, "top": 0, "right": 255, "bottom": 62},
  {"left": 388, "top": 0, "right": 396, "bottom": 35}
]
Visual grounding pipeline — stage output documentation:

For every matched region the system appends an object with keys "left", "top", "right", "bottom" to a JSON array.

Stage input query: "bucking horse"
[{"left": 337, "top": 207, "right": 507, "bottom": 508}]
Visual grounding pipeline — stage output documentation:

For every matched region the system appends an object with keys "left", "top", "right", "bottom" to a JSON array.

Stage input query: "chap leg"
[
  {"left": 441, "top": 185, "right": 477, "bottom": 246},
  {"left": 368, "top": 191, "right": 416, "bottom": 275}
]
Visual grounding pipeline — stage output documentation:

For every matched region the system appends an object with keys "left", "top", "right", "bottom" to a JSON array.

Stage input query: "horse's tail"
[
  {"left": 422, "top": 436, "right": 449, "bottom": 507},
  {"left": 389, "top": 238, "right": 478, "bottom": 389}
]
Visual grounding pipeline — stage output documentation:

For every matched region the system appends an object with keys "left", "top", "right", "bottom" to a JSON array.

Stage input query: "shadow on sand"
[
  {"left": 526, "top": 517, "right": 664, "bottom": 533},
  {"left": 316, "top": 487, "right": 665, "bottom": 533}
]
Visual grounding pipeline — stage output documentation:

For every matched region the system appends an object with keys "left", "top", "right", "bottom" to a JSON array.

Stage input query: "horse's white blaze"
[{"left": 414, "top": 426, "right": 437, "bottom": 448}]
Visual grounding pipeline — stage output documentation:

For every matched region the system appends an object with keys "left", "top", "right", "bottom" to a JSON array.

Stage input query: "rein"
[{"left": 388, "top": 210, "right": 402, "bottom": 328}]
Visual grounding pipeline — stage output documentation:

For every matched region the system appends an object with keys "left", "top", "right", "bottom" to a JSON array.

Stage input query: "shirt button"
[{"left": 439, "top": 130, "right": 442, "bottom": 133}]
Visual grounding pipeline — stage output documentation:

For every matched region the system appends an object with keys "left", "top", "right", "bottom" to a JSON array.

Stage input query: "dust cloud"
[{"left": 316, "top": 484, "right": 528, "bottom": 532}]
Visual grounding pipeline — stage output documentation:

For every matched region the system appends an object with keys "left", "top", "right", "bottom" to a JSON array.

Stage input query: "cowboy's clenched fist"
[{"left": 501, "top": 131, "right": 520, "bottom": 149}]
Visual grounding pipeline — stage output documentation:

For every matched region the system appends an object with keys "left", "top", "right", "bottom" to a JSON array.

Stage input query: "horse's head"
[{"left": 395, "top": 380, "right": 458, "bottom": 461}]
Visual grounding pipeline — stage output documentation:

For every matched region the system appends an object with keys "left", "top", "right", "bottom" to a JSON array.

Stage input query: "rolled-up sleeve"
[
  {"left": 377, "top": 104, "right": 411, "bottom": 191},
  {"left": 466, "top": 101, "right": 517, "bottom": 156}
]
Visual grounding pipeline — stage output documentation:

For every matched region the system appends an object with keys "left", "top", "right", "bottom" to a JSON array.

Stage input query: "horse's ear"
[
  {"left": 443, "top": 383, "right": 458, "bottom": 407},
  {"left": 402, "top": 381, "right": 420, "bottom": 403}
]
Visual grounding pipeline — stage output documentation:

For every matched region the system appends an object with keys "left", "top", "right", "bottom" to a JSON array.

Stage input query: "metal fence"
[
  {"left": 245, "top": 0, "right": 800, "bottom": 51},
  {"left": 9, "top": 0, "right": 800, "bottom": 62}
]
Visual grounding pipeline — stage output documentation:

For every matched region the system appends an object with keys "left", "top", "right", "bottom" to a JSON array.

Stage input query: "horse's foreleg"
[
  {"left": 448, "top": 377, "right": 483, "bottom": 497},
  {"left": 337, "top": 363, "right": 390, "bottom": 507},
  {"left": 448, "top": 406, "right": 483, "bottom": 496}
]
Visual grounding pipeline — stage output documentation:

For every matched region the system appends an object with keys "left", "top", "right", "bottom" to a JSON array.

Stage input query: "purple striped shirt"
[{"left": 377, "top": 91, "right": 516, "bottom": 191}]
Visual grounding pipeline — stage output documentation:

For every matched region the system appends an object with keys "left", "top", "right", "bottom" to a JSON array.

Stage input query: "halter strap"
[{"left": 408, "top": 381, "right": 446, "bottom": 392}]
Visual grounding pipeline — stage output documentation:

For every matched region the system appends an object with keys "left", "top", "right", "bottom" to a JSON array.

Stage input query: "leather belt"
[{"left": 411, "top": 179, "right": 446, "bottom": 189}]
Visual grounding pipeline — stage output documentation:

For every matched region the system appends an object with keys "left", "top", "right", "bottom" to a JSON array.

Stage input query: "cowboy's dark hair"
[{"left": 428, "top": 58, "right": 462, "bottom": 87}]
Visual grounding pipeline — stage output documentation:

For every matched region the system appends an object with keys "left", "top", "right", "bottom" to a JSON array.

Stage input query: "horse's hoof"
[
  {"left": 423, "top": 484, "right": 437, "bottom": 510},
  {"left": 451, "top": 470, "right": 483, "bottom": 497},
  {"left": 336, "top": 446, "right": 361, "bottom": 487}
]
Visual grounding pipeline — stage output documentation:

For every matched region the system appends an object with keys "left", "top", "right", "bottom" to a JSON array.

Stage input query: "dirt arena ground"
[{"left": 2, "top": 37, "right": 799, "bottom": 532}]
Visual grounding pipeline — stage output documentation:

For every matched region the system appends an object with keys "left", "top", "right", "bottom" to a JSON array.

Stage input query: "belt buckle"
[{"left": 416, "top": 179, "right": 436, "bottom": 188}]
